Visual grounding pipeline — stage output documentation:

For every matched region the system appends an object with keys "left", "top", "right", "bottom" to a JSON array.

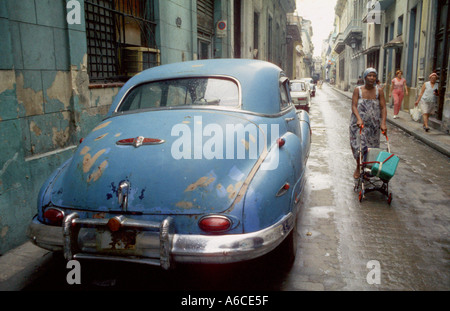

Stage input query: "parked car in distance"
[
  {"left": 27, "top": 59, "right": 311, "bottom": 270},
  {"left": 301, "top": 77, "right": 316, "bottom": 97},
  {"left": 290, "top": 80, "right": 311, "bottom": 112}
]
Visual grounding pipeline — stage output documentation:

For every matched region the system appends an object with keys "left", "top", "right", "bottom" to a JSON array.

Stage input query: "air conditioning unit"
[{"left": 122, "top": 47, "right": 160, "bottom": 77}]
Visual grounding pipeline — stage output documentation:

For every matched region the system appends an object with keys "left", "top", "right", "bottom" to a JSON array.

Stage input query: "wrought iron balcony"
[
  {"left": 333, "top": 33, "right": 345, "bottom": 54},
  {"left": 343, "top": 19, "right": 363, "bottom": 49}
]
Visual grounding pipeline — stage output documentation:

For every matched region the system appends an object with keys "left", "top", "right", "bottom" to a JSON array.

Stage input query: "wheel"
[
  {"left": 387, "top": 193, "right": 392, "bottom": 205},
  {"left": 359, "top": 190, "right": 363, "bottom": 202}
]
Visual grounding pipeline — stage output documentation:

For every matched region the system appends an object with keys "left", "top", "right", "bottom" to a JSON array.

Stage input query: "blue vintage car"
[{"left": 27, "top": 59, "right": 311, "bottom": 269}]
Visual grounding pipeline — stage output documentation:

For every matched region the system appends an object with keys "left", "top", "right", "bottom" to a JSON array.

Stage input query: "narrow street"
[
  {"left": 283, "top": 83, "right": 449, "bottom": 290},
  {"left": 24, "top": 84, "right": 449, "bottom": 291}
]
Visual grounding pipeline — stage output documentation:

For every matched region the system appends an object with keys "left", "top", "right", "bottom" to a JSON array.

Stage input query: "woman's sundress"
[{"left": 349, "top": 86, "right": 381, "bottom": 159}]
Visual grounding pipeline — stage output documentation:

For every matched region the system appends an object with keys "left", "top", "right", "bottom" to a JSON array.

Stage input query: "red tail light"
[
  {"left": 199, "top": 216, "right": 231, "bottom": 233},
  {"left": 43, "top": 208, "right": 65, "bottom": 226}
]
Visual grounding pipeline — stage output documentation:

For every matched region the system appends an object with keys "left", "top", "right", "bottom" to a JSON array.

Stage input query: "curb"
[{"left": 0, "top": 242, "right": 53, "bottom": 291}]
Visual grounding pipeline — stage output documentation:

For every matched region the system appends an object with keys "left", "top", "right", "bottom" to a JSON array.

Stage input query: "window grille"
[{"left": 85, "top": 0, "right": 158, "bottom": 82}]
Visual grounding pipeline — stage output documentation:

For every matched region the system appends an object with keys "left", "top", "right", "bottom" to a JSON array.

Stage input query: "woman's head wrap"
[
  {"left": 429, "top": 72, "right": 438, "bottom": 79},
  {"left": 363, "top": 67, "right": 377, "bottom": 80}
]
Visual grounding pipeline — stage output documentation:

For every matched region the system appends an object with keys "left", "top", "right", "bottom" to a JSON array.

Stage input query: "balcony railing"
[
  {"left": 333, "top": 33, "right": 345, "bottom": 54},
  {"left": 343, "top": 19, "right": 363, "bottom": 45}
]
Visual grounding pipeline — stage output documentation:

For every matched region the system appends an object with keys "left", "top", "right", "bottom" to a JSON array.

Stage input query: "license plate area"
[{"left": 96, "top": 228, "right": 137, "bottom": 251}]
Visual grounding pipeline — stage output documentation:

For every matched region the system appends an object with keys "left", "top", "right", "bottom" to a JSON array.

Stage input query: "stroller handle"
[{"left": 359, "top": 125, "right": 390, "bottom": 153}]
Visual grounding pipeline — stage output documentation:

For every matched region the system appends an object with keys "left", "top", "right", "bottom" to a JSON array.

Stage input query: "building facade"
[
  {"left": 328, "top": 0, "right": 449, "bottom": 132},
  {"left": 0, "top": 0, "right": 295, "bottom": 254}
]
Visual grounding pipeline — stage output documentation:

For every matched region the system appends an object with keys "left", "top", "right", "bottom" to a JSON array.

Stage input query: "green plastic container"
[
  {"left": 365, "top": 148, "right": 384, "bottom": 168},
  {"left": 370, "top": 151, "right": 399, "bottom": 181}
]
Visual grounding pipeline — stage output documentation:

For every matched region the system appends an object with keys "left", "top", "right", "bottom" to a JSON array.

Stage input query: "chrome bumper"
[{"left": 27, "top": 212, "right": 294, "bottom": 270}]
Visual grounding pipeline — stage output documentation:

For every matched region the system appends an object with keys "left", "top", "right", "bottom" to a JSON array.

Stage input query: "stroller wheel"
[{"left": 387, "top": 193, "right": 392, "bottom": 205}]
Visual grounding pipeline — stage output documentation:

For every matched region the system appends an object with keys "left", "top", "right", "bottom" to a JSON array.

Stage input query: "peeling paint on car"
[
  {"left": 87, "top": 160, "right": 108, "bottom": 182},
  {"left": 176, "top": 201, "right": 194, "bottom": 209},
  {"left": 184, "top": 176, "right": 215, "bottom": 192},
  {"left": 92, "top": 121, "right": 112, "bottom": 132},
  {"left": 95, "top": 133, "right": 109, "bottom": 141},
  {"left": 82, "top": 149, "right": 107, "bottom": 173}
]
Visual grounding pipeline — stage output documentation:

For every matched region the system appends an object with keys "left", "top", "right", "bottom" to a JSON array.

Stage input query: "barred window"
[{"left": 85, "top": 0, "right": 159, "bottom": 82}]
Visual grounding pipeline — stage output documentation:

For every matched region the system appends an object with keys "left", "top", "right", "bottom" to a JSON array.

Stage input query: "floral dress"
[{"left": 349, "top": 86, "right": 381, "bottom": 159}]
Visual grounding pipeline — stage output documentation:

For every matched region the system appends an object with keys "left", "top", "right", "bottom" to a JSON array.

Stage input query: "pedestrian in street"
[
  {"left": 389, "top": 70, "right": 409, "bottom": 119},
  {"left": 415, "top": 72, "right": 439, "bottom": 132},
  {"left": 376, "top": 79, "right": 385, "bottom": 90},
  {"left": 357, "top": 76, "right": 364, "bottom": 86},
  {"left": 349, "top": 68, "right": 387, "bottom": 179}
]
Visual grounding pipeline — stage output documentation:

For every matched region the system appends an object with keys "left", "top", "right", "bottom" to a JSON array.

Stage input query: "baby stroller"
[{"left": 354, "top": 125, "right": 399, "bottom": 205}]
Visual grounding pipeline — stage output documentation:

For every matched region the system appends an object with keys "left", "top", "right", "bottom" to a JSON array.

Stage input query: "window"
[
  {"left": 290, "top": 82, "right": 306, "bottom": 92},
  {"left": 254, "top": 12, "right": 259, "bottom": 57},
  {"left": 397, "top": 15, "right": 403, "bottom": 36},
  {"left": 197, "top": 0, "right": 214, "bottom": 60},
  {"left": 268, "top": 16, "right": 273, "bottom": 62},
  {"left": 117, "top": 78, "right": 239, "bottom": 112},
  {"left": 85, "top": 0, "right": 158, "bottom": 82},
  {"left": 279, "top": 80, "right": 290, "bottom": 110}
]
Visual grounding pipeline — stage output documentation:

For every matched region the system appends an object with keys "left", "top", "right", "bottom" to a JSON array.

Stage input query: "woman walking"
[
  {"left": 415, "top": 73, "right": 439, "bottom": 132},
  {"left": 389, "top": 70, "right": 409, "bottom": 119},
  {"left": 349, "top": 68, "right": 387, "bottom": 179}
]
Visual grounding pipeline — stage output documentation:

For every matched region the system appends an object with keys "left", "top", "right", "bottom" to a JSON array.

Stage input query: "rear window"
[
  {"left": 117, "top": 78, "right": 239, "bottom": 112},
  {"left": 290, "top": 82, "right": 306, "bottom": 92}
]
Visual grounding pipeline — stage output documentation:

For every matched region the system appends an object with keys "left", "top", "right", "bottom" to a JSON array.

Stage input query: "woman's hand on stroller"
[{"left": 357, "top": 118, "right": 364, "bottom": 129}]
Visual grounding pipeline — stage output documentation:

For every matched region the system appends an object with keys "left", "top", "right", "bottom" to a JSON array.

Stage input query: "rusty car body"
[{"left": 28, "top": 59, "right": 311, "bottom": 269}]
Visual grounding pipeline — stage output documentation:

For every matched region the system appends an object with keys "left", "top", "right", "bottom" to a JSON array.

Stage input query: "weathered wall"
[{"left": 0, "top": 0, "right": 119, "bottom": 254}]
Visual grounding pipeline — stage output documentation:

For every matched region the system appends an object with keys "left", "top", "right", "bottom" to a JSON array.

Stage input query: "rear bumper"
[
  {"left": 27, "top": 212, "right": 295, "bottom": 269},
  {"left": 295, "top": 103, "right": 310, "bottom": 112}
]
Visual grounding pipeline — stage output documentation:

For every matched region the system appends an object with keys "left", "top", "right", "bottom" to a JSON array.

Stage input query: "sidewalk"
[
  {"left": 332, "top": 86, "right": 450, "bottom": 157},
  {"left": 0, "top": 86, "right": 449, "bottom": 291},
  {"left": 0, "top": 241, "right": 54, "bottom": 290}
]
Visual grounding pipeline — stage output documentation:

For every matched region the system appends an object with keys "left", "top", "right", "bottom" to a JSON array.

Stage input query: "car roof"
[
  {"left": 290, "top": 80, "right": 306, "bottom": 83},
  {"left": 108, "top": 59, "right": 286, "bottom": 116}
]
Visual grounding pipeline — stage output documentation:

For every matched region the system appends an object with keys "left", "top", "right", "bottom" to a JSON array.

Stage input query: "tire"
[
  {"left": 270, "top": 220, "right": 298, "bottom": 269},
  {"left": 387, "top": 193, "right": 392, "bottom": 205}
]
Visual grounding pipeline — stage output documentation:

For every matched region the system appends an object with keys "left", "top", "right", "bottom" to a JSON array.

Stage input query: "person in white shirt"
[{"left": 415, "top": 73, "right": 439, "bottom": 132}]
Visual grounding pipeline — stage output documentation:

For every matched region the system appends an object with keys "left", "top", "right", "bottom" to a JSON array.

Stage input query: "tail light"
[
  {"left": 277, "top": 138, "right": 285, "bottom": 148},
  {"left": 43, "top": 208, "right": 65, "bottom": 226},
  {"left": 276, "top": 182, "right": 290, "bottom": 197},
  {"left": 199, "top": 215, "right": 232, "bottom": 233}
]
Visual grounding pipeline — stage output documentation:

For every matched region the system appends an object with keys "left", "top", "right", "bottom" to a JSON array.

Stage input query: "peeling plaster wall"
[{"left": 0, "top": 0, "right": 119, "bottom": 254}]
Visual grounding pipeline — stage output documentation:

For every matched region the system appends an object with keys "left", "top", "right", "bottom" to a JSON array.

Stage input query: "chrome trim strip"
[{"left": 171, "top": 213, "right": 295, "bottom": 264}]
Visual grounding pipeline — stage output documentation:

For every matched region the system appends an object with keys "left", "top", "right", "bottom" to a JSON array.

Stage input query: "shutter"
[{"left": 197, "top": 0, "right": 214, "bottom": 34}]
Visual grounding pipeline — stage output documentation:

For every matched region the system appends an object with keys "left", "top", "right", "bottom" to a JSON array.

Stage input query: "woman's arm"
[
  {"left": 379, "top": 88, "right": 387, "bottom": 133},
  {"left": 352, "top": 87, "right": 363, "bottom": 127},
  {"left": 415, "top": 84, "right": 426, "bottom": 106}
]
